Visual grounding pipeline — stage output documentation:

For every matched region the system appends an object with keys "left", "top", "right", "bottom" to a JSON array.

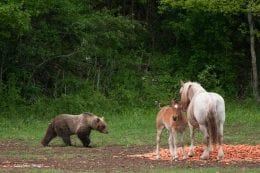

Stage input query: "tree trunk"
[
  {"left": 248, "top": 12, "right": 259, "bottom": 102},
  {"left": 96, "top": 66, "right": 100, "bottom": 92},
  {"left": 123, "top": 0, "right": 126, "bottom": 16},
  {"left": 0, "top": 57, "right": 3, "bottom": 84},
  {"left": 131, "top": 0, "right": 135, "bottom": 20}
]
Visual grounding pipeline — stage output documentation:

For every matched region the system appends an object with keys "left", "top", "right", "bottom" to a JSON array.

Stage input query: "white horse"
[{"left": 180, "top": 81, "right": 225, "bottom": 160}]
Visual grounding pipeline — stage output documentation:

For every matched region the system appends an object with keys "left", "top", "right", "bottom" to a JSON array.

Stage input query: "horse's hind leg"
[
  {"left": 209, "top": 136, "right": 213, "bottom": 152},
  {"left": 188, "top": 123, "right": 195, "bottom": 157},
  {"left": 181, "top": 130, "right": 187, "bottom": 159},
  {"left": 217, "top": 122, "right": 224, "bottom": 160},
  {"left": 199, "top": 125, "right": 210, "bottom": 160},
  {"left": 156, "top": 126, "right": 164, "bottom": 160}
]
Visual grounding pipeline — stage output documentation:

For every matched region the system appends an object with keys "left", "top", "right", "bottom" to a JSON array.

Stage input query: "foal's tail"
[
  {"left": 206, "top": 108, "right": 218, "bottom": 144},
  {"left": 154, "top": 101, "right": 161, "bottom": 109}
]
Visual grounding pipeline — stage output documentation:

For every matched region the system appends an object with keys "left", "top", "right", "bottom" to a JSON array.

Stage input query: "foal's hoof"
[
  {"left": 174, "top": 157, "right": 179, "bottom": 161},
  {"left": 156, "top": 155, "right": 160, "bottom": 160},
  {"left": 188, "top": 151, "right": 194, "bottom": 157}
]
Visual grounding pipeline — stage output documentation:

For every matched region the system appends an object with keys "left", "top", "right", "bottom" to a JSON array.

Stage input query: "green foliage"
[
  {"left": 160, "top": 0, "right": 260, "bottom": 14},
  {"left": 0, "top": 74, "right": 24, "bottom": 115},
  {"left": 197, "top": 65, "right": 225, "bottom": 95},
  {"left": 0, "top": 0, "right": 258, "bottom": 115},
  {"left": 0, "top": 1, "right": 30, "bottom": 39}
]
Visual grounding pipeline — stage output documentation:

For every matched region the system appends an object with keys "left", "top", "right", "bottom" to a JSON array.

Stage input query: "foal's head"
[{"left": 170, "top": 100, "right": 183, "bottom": 121}]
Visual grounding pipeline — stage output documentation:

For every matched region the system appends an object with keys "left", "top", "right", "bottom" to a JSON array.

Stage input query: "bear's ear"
[{"left": 96, "top": 118, "right": 100, "bottom": 123}]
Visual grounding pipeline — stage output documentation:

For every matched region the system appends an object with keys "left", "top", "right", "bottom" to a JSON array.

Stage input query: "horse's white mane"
[{"left": 180, "top": 81, "right": 206, "bottom": 109}]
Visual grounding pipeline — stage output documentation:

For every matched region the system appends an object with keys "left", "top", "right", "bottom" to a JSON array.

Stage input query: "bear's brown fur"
[{"left": 41, "top": 112, "right": 108, "bottom": 147}]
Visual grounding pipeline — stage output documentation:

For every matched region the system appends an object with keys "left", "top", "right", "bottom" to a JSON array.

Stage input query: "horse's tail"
[
  {"left": 206, "top": 106, "right": 218, "bottom": 144},
  {"left": 41, "top": 122, "right": 56, "bottom": 146}
]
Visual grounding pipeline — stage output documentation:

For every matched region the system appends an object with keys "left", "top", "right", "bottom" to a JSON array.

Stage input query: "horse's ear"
[{"left": 180, "top": 80, "right": 184, "bottom": 86}]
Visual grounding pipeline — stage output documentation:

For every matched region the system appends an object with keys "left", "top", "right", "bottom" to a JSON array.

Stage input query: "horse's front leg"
[
  {"left": 188, "top": 123, "right": 195, "bottom": 157},
  {"left": 199, "top": 125, "right": 210, "bottom": 160}
]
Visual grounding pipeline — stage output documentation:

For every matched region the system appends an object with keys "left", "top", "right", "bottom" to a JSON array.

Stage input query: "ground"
[{"left": 0, "top": 140, "right": 259, "bottom": 172}]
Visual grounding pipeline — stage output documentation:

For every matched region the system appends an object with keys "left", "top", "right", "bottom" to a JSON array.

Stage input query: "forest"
[{"left": 0, "top": 0, "right": 259, "bottom": 118}]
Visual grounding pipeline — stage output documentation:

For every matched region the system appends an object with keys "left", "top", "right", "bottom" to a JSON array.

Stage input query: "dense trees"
[
  {"left": 160, "top": 0, "right": 259, "bottom": 100},
  {"left": 0, "top": 0, "right": 259, "bottom": 114}
]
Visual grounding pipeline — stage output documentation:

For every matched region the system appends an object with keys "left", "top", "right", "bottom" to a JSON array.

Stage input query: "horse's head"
[
  {"left": 180, "top": 81, "right": 205, "bottom": 110},
  {"left": 170, "top": 100, "right": 183, "bottom": 121}
]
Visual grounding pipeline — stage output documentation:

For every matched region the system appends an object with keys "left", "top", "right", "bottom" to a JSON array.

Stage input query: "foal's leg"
[
  {"left": 199, "top": 125, "right": 210, "bottom": 160},
  {"left": 172, "top": 129, "right": 178, "bottom": 161},
  {"left": 188, "top": 123, "right": 195, "bottom": 157},
  {"left": 168, "top": 129, "right": 174, "bottom": 161},
  {"left": 217, "top": 122, "right": 224, "bottom": 160},
  {"left": 181, "top": 130, "right": 187, "bottom": 159},
  {"left": 156, "top": 126, "right": 164, "bottom": 159}
]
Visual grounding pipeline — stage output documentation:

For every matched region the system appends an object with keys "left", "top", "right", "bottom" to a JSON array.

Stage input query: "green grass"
[{"left": 0, "top": 99, "right": 259, "bottom": 146}]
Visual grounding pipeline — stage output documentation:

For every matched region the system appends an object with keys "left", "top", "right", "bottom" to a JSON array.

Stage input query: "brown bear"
[{"left": 41, "top": 112, "right": 108, "bottom": 147}]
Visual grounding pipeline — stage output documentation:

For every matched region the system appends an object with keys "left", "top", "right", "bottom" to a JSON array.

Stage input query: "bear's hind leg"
[
  {"left": 41, "top": 123, "right": 57, "bottom": 146},
  {"left": 77, "top": 133, "right": 90, "bottom": 147}
]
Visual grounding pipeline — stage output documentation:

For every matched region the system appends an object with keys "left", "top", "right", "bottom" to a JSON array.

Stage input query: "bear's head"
[{"left": 93, "top": 117, "right": 108, "bottom": 134}]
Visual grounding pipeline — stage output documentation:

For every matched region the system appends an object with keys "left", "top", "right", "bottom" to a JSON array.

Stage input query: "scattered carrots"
[{"left": 127, "top": 144, "right": 260, "bottom": 163}]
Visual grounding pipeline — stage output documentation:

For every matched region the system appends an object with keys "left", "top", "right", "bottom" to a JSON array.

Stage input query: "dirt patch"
[{"left": 0, "top": 140, "right": 259, "bottom": 172}]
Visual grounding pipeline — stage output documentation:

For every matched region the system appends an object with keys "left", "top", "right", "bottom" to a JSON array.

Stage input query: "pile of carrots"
[{"left": 128, "top": 144, "right": 260, "bottom": 163}]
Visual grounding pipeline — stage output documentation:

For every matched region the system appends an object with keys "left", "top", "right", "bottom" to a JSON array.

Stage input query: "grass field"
[
  {"left": 0, "top": 99, "right": 259, "bottom": 172},
  {"left": 0, "top": 99, "right": 259, "bottom": 146}
]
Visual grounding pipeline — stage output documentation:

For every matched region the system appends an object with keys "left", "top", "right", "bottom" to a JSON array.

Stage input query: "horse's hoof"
[
  {"left": 182, "top": 156, "right": 187, "bottom": 160},
  {"left": 174, "top": 157, "right": 179, "bottom": 161},
  {"left": 217, "top": 155, "right": 224, "bottom": 161},
  {"left": 200, "top": 155, "right": 209, "bottom": 160},
  {"left": 156, "top": 156, "right": 160, "bottom": 160}
]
